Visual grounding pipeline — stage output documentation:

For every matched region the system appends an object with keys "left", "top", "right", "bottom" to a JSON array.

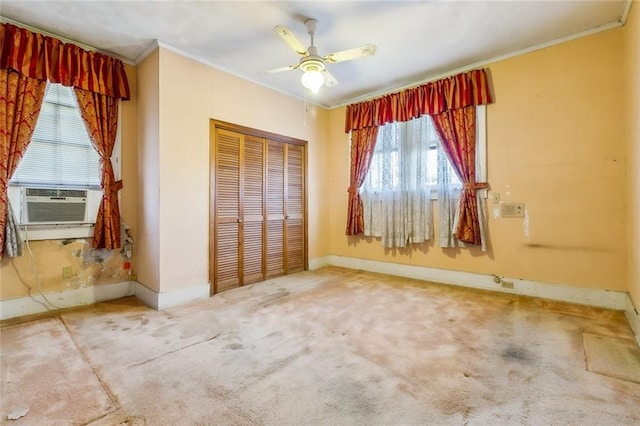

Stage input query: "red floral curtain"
[
  {"left": 74, "top": 88, "right": 122, "bottom": 249},
  {"left": 345, "top": 69, "right": 491, "bottom": 132},
  {"left": 0, "top": 23, "right": 130, "bottom": 99},
  {"left": 1, "top": 22, "right": 130, "bottom": 252},
  {"left": 346, "top": 126, "right": 379, "bottom": 235},
  {"left": 432, "top": 106, "right": 486, "bottom": 245},
  {"left": 0, "top": 69, "right": 46, "bottom": 258},
  {"left": 343, "top": 68, "right": 492, "bottom": 242}
]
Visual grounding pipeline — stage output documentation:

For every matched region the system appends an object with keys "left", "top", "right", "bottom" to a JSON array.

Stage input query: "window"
[
  {"left": 362, "top": 106, "right": 486, "bottom": 195},
  {"left": 11, "top": 83, "right": 100, "bottom": 188},
  {"left": 359, "top": 106, "right": 486, "bottom": 248},
  {"left": 7, "top": 83, "right": 116, "bottom": 240},
  {"left": 363, "top": 114, "right": 460, "bottom": 194}
]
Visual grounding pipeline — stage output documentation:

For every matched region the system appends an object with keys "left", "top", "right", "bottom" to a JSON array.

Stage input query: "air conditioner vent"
[
  {"left": 21, "top": 187, "right": 89, "bottom": 224},
  {"left": 26, "top": 202, "right": 86, "bottom": 223},
  {"left": 25, "top": 188, "right": 87, "bottom": 198}
]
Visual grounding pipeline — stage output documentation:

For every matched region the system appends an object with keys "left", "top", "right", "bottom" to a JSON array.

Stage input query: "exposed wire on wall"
[
  {"left": 22, "top": 226, "right": 63, "bottom": 310},
  {"left": 120, "top": 223, "right": 135, "bottom": 289},
  {"left": 303, "top": 88, "right": 309, "bottom": 127},
  {"left": 10, "top": 259, "right": 50, "bottom": 311}
]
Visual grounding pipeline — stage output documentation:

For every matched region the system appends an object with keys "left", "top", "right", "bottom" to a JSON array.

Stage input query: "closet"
[{"left": 210, "top": 120, "right": 307, "bottom": 294}]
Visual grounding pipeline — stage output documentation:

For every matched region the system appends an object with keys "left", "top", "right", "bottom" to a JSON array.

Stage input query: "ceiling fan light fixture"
[
  {"left": 267, "top": 18, "right": 375, "bottom": 94},
  {"left": 301, "top": 69, "right": 324, "bottom": 93}
]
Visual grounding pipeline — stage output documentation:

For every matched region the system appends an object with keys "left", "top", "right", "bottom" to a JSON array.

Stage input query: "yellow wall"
[
  {"left": 625, "top": 1, "right": 640, "bottom": 306},
  {"left": 1, "top": 14, "right": 635, "bottom": 307},
  {"left": 0, "top": 64, "right": 139, "bottom": 299},
  {"left": 328, "top": 27, "right": 627, "bottom": 291},
  {"left": 138, "top": 47, "right": 330, "bottom": 294},
  {"left": 136, "top": 49, "right": 161, "bottom": 292}
]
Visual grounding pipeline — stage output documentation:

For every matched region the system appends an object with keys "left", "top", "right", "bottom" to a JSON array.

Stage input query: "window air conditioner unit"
[{"left": 20, "top": 187, "right": 90, "bottom": 225}]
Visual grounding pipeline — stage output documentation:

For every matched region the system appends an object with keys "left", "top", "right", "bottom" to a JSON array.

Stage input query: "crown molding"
[{"left": 0, "top": 16, "right": 134, "bottom": 66}]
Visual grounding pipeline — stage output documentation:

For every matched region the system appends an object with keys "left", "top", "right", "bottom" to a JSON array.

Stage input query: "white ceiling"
[{"left": 0, "top": 1, "right": 631, "bottom": 108}]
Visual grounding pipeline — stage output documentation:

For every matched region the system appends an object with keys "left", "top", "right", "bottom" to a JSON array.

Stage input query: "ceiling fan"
[{"left": 264, "top": 18, "right": 377, "bottom": 93}]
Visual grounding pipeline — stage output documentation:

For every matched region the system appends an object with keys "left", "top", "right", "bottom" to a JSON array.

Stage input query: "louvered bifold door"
[
  {"left": 265, "top": 141, "right": 285, "bottom": 278},
  {"left": 242, "top": 135, "right": 265, "bottom": 285},
  {"left": 285, "top": 144, "right": 305, "bottom": 273},
  {"left": 213, "top": 123, "right": 305, "bottom": 293},
  {"left": 214, "top": 129, "right": 241, "bottom": 292}
]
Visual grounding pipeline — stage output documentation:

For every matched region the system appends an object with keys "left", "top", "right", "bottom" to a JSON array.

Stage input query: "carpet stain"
[
  {"left": 501, "top": 345, "right": 535, "bottom": 363},
  {"left": 252, "top": 289, "right": 291, "bottom": 309},
  {"left": 125, "top": 314, "right": 149, "bottom": 325},
  {"left": 4, "top": 267, "right": 640, "bottom": 425},
  {"left": 150, "top": 326, "right": 170, "bottom": 337},
  {"left": 435, "top": 389, "right": 470, "bottom": 415},
  {"left": 227, "top": 343, "right": 244, "bottom": 350}
]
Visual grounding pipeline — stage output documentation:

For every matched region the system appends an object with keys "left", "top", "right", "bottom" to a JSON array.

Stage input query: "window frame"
[
  {"left": 7, "top": 83, "right": 122, "bottom": 241},
  {"left": 358, "top": 105, "right": 487, "bottom": 200},
  {"left": 475, "top": 105, "right": 487, "bottom": 198}
]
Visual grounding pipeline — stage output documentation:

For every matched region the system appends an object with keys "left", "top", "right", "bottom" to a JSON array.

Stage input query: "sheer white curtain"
[
  {"left": 437, "top": 172, "right": 488, "bottom": 251},
  {"left": 359, "top": 109, "right": 487, "bottom": 251},
  {"left": 361, "top": 116, "right": 434, "bottom": 248},
  {"left": 437, "top": 145, "right": 462, "bottom": 248}
]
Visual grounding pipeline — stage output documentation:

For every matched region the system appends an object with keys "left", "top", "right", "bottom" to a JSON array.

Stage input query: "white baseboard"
[
  {"left": 625, "top": 294, "right": 640, "bottom": 346},
  {"left": 0, "top": 281, "right": 135, "bottom": 321},
  {"left": 325, "top": 255, "right": 627, "bottom": 310},
  {"left": 0, "top": 280, "right": 211, "bottom": 320},
  {"left": 309, "top": 256, "right": 330, "bottom": 270},
  {"left": 2, "top": 256, "right": 630, "bottom": 324},
  {"left": 134, "top": 282, "right": 210, "bottom": 311}
]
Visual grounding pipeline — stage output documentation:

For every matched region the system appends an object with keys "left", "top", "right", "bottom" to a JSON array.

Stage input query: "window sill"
[
  {"left": 361, "top": 187, "right": 487, "bottom": 200},
  {"left": 20, "top": 224, "right": 95, "bottom": 242}
]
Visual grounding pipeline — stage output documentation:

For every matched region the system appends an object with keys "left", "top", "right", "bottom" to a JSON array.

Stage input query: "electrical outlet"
[
  {"left": 501, "top": 203, "right": 525, "bottom": 218},
  {"left": 501, "top": 281, "right": 514, "bottom": 289},
  {"left": 62, "top": 266, "right": 73, "bottom": 279}
]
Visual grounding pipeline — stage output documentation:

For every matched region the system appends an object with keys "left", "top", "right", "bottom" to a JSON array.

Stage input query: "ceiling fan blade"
[
  {"left": 324, "top": 43, "right": 377, "bottom": 64},
  {"left": 261, "top": 64, "right": 299, "bottom": 75},
  {"left": 274, "top": 25, "right": 308, "bottom": 56},
  {"left": 323, "top": 70, "right": 338, "bottom": 87}
]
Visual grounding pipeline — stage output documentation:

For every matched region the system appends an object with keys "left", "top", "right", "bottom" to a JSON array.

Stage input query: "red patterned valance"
[
  {"left": 0, "top": 23, "right": 130, "bottom": 100},
  {"left": 344, "top": 68, "right": 492, "bottom": 132}
]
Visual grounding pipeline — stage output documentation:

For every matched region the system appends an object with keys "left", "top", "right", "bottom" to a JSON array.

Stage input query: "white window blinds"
[{"left": 10, "top": 83, "right": 101, "bottom": 188}]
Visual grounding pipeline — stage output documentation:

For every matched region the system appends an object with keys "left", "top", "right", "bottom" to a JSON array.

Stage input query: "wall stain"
[{"left": 525, "top": 243, "right": 610, "bottom": 252}]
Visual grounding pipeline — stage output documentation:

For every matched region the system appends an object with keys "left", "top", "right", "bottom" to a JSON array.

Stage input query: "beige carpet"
[
  {"left": 584, "top": 333, "right": 640, "bottom": 384},
  {"left": 1, "top": 266, "right": 639, "bottom": 425},
  {"left": 0, "top": 318, "right": 115, "bottom": 424}
]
